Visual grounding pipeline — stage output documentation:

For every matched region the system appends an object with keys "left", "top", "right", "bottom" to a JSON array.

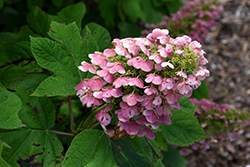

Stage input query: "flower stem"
[
  {"left": 49, "top": 130, "right": 75, "bottom": 137},
  {"left": 77, "top": 103, "right": 108, "bottom": 131},
  {"left": 68, "top": 96, "right": 74, "bottom": 126}
]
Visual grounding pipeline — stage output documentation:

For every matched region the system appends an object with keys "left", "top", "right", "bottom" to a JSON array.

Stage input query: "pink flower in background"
[{"left": 142, "top": 0, "right": 223, "bottom": 43}]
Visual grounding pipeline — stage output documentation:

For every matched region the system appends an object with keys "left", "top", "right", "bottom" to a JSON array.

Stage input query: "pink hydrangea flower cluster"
[
  {"left": 75, "top": 28, "right": 210, "bottom": 139},
  {"left": 142, "top": 0, "right": 223, "bottom": 43},
  {"left": 181, "top": 98, "right": 250, "bottom": 152}
]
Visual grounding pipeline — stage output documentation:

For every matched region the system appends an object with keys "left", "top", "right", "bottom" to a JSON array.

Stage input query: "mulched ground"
[{"left": 181, "top": 0, "right": 250, "bottom": 166}]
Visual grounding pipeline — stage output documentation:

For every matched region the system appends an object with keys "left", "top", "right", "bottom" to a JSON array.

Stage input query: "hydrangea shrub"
[
  {"left": 75, "top": 28, "right": 210, "bottom": 139},
  {"left": 188, "top": 98, "right": 250, "bottom": 150}
]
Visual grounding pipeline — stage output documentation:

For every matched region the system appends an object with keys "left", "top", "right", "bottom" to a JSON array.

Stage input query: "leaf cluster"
[{"left": 0, "top": 1, "right": 208, "bottom": 167}]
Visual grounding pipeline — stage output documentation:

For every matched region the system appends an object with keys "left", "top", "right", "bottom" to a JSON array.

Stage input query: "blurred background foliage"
[{"left": 0, "top": 0, "right": 183, "bottom": 38}]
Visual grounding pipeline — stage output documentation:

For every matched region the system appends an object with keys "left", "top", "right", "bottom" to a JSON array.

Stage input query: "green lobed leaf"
[
  {"left": 27, "top": 6, "right": 51, "bottom": 37},
  {"left": 139, "top": 0, "right": 162, "bottom": 24},
  {"left": 0, "top": 90, "right": 63, "bottom": 166},
  {"left": 0, "top": 140, "right": 11, "bottom": 149},
  {"left": 84, "top": 22, "right": 112, "bottom": 51},
  {"left": 161, "top": 145, "right": 187, "bottom": 167},
  {"left": 16, "top": 91, "right": 56, "bottom": 130},
  {"left": 137, "top": 137, "right": 161, "bottom": 166},
  {"left": 111, "top": 136, "right": 152, "bottom": 167},
  {"left": 161, "top": 110, "right": 208, "bottom": 146},
  {"left": 0, "top": 129, "right": 63, "bottom": 167},
  {"left": 63, "top": 129, "right": 155, "bottom": 167},
  {"left": 62, "top": 129, "right": 116, "bottom": 167},
  {"left": 93, "top": 0, "right": 117, "bottom": 27},
  {"left": 118, "top": 22, "right": 142, "bottom": 38},
  {"left": 0, "top": 60, "right": 49, "bottom": 93},
  {"left": 27, "top": 3, "right": 86, "bottom": 37},
  {"left": 48, "top": 21, "right": 84, "bottom": 76},
  {"left": 0, "top": 142, "right": 11, "bottom": 167},
  {"left": 121, "top": 0, "right": 147, "bottom": 22},
  {"left": 174, "top": 96, "right": 197, "bottom": 113},
  {"left": 165, "top": 0, "right": 183, "bottom": 14},
  {"left": 52, "top": 0, "right": 66, "bottom": 8},
  {"left": 155, "top": 132, "right": 168, "bottom": 152},
  {"left": 0, "top": 84, "right": 25, "bottom": 129},
  {"left": 53, "top": 3, "right": 86, "bottom": 29},
  {"left": 0, "top": 40, "right": 32, "bottom": 66},
  {"left": 0, "top": 0, "right": 3, "bottom": 9},
  {"left": 191, "top": 80, "right": 209, "bottom": 100},
  {"left": 30, "top": 22, "right": 82, "bottom": 96},
  {"left": 154, "top": 159, "right": 165, "bottom": 167},
  {"left": 27, "top": 0, "right": 45, "bottom": 10}
]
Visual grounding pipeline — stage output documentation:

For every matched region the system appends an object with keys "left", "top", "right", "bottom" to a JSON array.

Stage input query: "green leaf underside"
[
  {"left": 0, "top": 84, "right": 24, "bottom": 129},
  {"left": 161, "top": 110, "right": 208, "bottom": 146},
  {"left": 162, "top": 145, "right": 187, "bottom": 167},
  {"left": 62, "top": 129, "right": 154, "bottom": 167},
  {"left": 0, "top": 129, "right": 63, "bottom": 167}
]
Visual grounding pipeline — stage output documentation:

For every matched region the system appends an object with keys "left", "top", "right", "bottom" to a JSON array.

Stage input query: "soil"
[{"left": 180, "top": 0, "right": 250, "bottom": 166}]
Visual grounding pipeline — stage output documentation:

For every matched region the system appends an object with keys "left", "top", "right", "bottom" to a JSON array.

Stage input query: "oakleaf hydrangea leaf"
[
  {"left": 0, "top": 91, "right": 63, "bottom": 167},
  {"left": 111, "top": 136, "right": 154, "bottom": 167},
  {"left": 83, "top": 22, "right": 112, "bottom": 51},
  {"left": 62, "top": 129, "right": 116, "bottom": 167},
  {"left": 161, "top": 110, "right": 208, "bottom": 146},
  {"left": 30, "top": 22, "right": 83, "bottom": 97},
  {"left": 0, "top": 41, "right": 32, "bottom": 66},
  {"left": 174, "top": 96, "right": 197, "bottom": 113},
  {"left": 191, "top": 80, "right": 209, "bottom": 100},
  {"left": 0, "top": 84, "right": 25, "bottom": 129},
  {"left": 161, "top": 145, "right": 188, "bottom": 167},
  {"left": 62, "top": 130, "right": 155, "bottom": 167},
  {"left": 0, "top": 129, "right": 63, "bottom": 167},
  {"left": 154, "top": 159, "right": 165, "bottom": 167},
  {"left": 0, "top": 142, "right": 11, "bottom": 167},
  {"left": 0, "top": 60, "right": 49, "bottom": 94},
  {"left": 27, "top": 3, "right": 85, "bottom": 37}
]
